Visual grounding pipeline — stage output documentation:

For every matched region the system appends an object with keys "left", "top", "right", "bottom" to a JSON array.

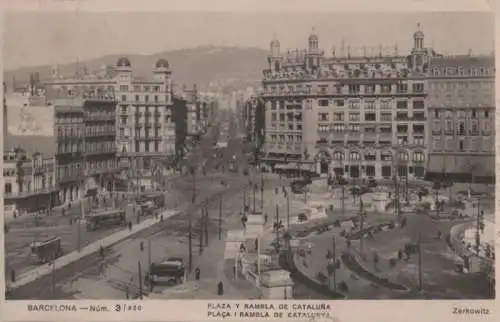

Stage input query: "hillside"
[{"left": 4, "top": 46, "right": 268, "bottom": 93}]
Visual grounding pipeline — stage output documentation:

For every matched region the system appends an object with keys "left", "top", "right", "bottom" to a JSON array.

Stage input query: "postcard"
[{"left": 0, "top": 0, "right": 497, "bottom": 321}]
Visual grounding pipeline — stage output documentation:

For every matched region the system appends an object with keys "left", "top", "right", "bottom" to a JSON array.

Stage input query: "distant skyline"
[{"left": 3, "top": 11, "right": 494, "bottom": 70}]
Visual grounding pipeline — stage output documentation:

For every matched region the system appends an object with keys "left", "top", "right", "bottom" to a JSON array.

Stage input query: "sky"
[{"left": 3, "top": 11, "right": 494, "bottom": 70}]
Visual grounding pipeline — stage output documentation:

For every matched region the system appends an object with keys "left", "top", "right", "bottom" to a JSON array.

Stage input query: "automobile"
[{"left": 145, "top": 260, "right": 185, "bottom": 286}]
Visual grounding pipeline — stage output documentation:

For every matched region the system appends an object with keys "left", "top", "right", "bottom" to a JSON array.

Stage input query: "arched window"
[
  {"left": 5, "top": 183, "right": 12, "bottom": 195},
  {"left": 413, "top": 152, "right": 425, "bottom": 162},
  {"left": 364, "top": 151, "right": 377, "bottom": 161},
  {"left": 349, "top": 151, "right": 361, "bottom": 161},
  {"left": 398, "top": 151, "right": 409, "bottom": 162},
  {"left": 333, "top": 151, "right": 344, "bottom": 161},
  {"left": 381, "top": 151, "right": 392, "bottom": 161}
]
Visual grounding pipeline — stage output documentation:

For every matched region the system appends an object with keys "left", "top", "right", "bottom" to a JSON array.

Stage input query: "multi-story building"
[
  {"left": 53, "top": 99, "right": 85, "bottom": 203},
  {"left": 3, "top": 148, "right": 58, "bottom": 217},
  {"left": 261, "top": 27, "right": 434, "bottom": 179},
  {"left": 52, "top": 89, "right": 118, "bottom": 203},
  {"left": 426, "top": 54, "right": 495, "bottom": 183},
  {"left": 45, "top": 57, "right": 176, "bottom": 175},
  {"left": 114, "top": 57, "right": 175, "bottom": 172},
  {"left": 242, "top": 96, "right": 265, "bottom": 145}
]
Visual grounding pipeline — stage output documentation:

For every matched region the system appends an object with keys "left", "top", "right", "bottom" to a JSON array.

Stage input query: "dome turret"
[
  {"left": 116, "top": 57, "right": 131, "bottom": 67},
  {"left": 155, "top": 58, "right": 169, "bottom": 69}
]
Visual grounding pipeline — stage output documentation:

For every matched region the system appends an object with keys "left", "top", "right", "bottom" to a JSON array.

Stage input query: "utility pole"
[
  {"left": 260, "top": 166, "right": 264, "bottom": 212},
  {"left": 275, "top": 194, "right": 280, "bottom": 250},
  {"left": 253, "top": 183, "right": 256, "bottom": 213},
  {"left": 137, "top": 261, "right": 143, "bottom": 300},
  {"left": 286, "top": 189, "right": 290, "bottom": 229},
  {"left": 332, "top": 236, "right": 337, "bottom": 292},
  {"left": 199, "top": 207, "right": 204, "bottom": 255},
  {"left": 359, "top": 197, "right": 364, "bottom": 256},
  {"left": 417, "top": 230, "right": 423, "bottom": 297},
  {"left": 188, "top": 167, "right": 196, "bottom": 275},
  {"left": 475, "top": 199, "right": 481, "bottom": 254},
  {"left": 204, "top": 204, "right": 209, "bottom": 247},
  {"left": 218, "top": 195, "right": 222, "bottom": 240},
  {"left": 51, "top": 255, "right": 56, "bottom": 297},
  {"left": 77, "top": 196, "right": 84, "bottom": 252},
  {"left": 148, "top": 237, "right": 152, "bottom": 268}
]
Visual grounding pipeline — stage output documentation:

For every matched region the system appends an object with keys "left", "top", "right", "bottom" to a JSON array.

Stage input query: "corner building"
[
  {"left": 261, "top": 28, "right": 433, "bottom": 179},
  {"left": 426, "top": 55, "right": 495, "bottom": 183}
]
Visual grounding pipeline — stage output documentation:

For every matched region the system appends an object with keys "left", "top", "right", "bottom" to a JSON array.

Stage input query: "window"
[
  {"left": 380, "top": 126, "right": 392, "bottom": 133},
  {"left": 364, "top": 113, "right": 376, "bottom": 121},
  {"left": 380, "top": 113, "right": 392, "bottom": 121},
  {"left": 413, "top": 152, "right": 425, "bottom": 162},
  {"left": 445, "top": 136, "right": 454, "bottom": 151},
  {"left": 348, "top": 124, "right": 360, "bottom": 132},
  {"left": 349, "top": 100, "right": 360, "bottom": 109},
  {"left": 335, "top": 100, "right": 345, "bottom": 107},
  {"left": 364, "top": 151, "right": 377, "bottom": 161},
  {"left": 471, "top": 120, "right": 479, "bottom": 134},
  {"left": 318, "top": 125, "right": 329, "bottom": 133},
  {"left": 457, "top": 122, "right": 465, "bottom": 136},
  {"left": 397, "top": 125, "right": 408, "bottom": 133},
  {"left": 334, "top": 151, "right": 344, "bottom": 160},
  {"left": 121, "top": 95, "right": 127, "bottom": 102},
  {"left": 434, "top": 109, "right": 440, "bottom": 118},
  {"left": 380, "top": 84, "right": 391, "bottom": 94},
  {"left": 380, "top": 100, "right": 391, "bottom": 110},
  {"left": 444, "top": 120, "right": 453, "bottom": 134},
  {"left": 332, "top": 124, "right": 344, "bottom": 132},
  {"left": 397, "top": 83, "right": 408, "bottom": 93},
  {"left": 135, "top": 95, "right": 140, "bottom": 101},
  {"left": 398, "top": 152, "right": 409, "bottom": 162},
  {"left": 318, "top": 99, "right": 329, "bottom": 107},
  {"left": 349, "top": 151, "right": 361, "bottom": 161},
  {"left": 397, "top": 101, "right": 408, "bottom": 109},
  {"left": 381, "top": 152, "right": 392, "bottom": 161},
  {"left": 412, "top": 83, "right": 424, "bottom": 93},
  {"left": 318, "top": 113, "right": 329, "bottom": 121},
  {"left": 364, "top": 85, "right": 375, "bottom": 94},
  {"left": 349, "top": 113, "right": 360, "bottom": 121},
  {"left": 120, "top": 85, "right": 128, "bottom": 92},
  {"left": 397, "top": 136, "right": 408, "bottom": 145},
  {"left": 413, "top": 137, "right": 424, "bottom": 146},
  {"left": 333, "top": 112, "right": 344, "bottom": 121},
  {"left": 271, "top": 113, "right": 277, "bottom": 122},
  {"left": 365, "top": 100, "right": 376, "bottom": 109},
  {"left": 349, "top": 85, "right": 360, "bottom": 94},
  {"left": 413, "top": 101, "right": 424, "bottom": 109}
]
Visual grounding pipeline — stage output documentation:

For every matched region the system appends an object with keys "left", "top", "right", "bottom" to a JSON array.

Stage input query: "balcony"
[
  {"left": 394, "top": 115, "right": 409, "bottom": 121},
  {"left": 84, "top": 148, "right": 117, "bottom": 156},
  {"left": 315, "top": 139, "right": 329, "bottom": 148},
  {"left": 412, "top": 115, "right": 427, "bottom": 121}
]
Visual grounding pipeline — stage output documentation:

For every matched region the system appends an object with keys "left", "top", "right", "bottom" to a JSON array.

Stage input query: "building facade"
[
  {"left": 3, "top": 148, "right": 57, "bottom": 217},
  {"left": 426, "top": 55, "right": 495, "bottom": 183},
  {"left": 242, "top": 96, "right": 266, "bottom": 146},
  {"left": 45, "top": 57, "right": 176, "bottom": 176},
  {"left": 261, "top": 27, "right": 434, "bottom": 179}
]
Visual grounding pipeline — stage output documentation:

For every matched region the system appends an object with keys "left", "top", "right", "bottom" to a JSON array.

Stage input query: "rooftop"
[{"left": 4, "top": 133, "right": 56, "bottom": 156}]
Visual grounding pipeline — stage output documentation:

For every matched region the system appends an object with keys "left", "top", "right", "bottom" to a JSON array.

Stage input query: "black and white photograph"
[{"left": 1, "top": 9, "right": 495, "bottom": 303}]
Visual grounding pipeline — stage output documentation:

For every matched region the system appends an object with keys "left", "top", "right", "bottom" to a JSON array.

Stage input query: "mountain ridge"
[{"left": 4, "top": 45, "right": 269, "bottom": 93}]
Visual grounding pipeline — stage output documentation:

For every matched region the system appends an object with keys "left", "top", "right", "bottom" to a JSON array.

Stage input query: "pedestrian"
[
  {"left": 140, "top": 241, "right": 144, "bottom": 251},
  {"left": 264, "top": 214, "right": 268, "bottom": 224},
  {"left": 99, "top": 246, "right": 104, "bottom": 258},
  {"left": 128, "top": 221, "right": 132, "bottom": 231},
  {"left": 195, "top": 267, "right": 201, "bottom": 280},
  {"left": 62, "top": 208, "right": 66, "bottom": 217},
  {"left": 217, "top": 281, "right": 224, "bottom": 295},
  {"left": 11, "top": 270, "right": 15, "bottom": 282}
]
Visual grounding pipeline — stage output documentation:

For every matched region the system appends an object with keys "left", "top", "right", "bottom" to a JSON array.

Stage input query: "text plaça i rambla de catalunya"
[{"left": 208, "top": 303, "right": 333, "bottom": 319}]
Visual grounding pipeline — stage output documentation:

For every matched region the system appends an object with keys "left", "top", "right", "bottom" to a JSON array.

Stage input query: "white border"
[{"left": 0, "top": 1, "right": 498, "bottom": 322}]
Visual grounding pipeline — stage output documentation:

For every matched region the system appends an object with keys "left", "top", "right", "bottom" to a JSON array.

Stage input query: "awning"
[
  {"left": 426, "top": 154, "right": 494, "bottom": 183},
  {"left": 427, "top": 154, "right": 494, "bottom": 176}
]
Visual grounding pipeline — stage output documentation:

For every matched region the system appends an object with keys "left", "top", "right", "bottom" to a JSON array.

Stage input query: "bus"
[
  {"left": 31, "top": 237, "right": 63, "bottom": 264},
  {"left": 84, "top": 209, "right": 127, "bottom": 231},
  {"left": 145, "top": 259, "right": 185, "bottom": 286}
]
